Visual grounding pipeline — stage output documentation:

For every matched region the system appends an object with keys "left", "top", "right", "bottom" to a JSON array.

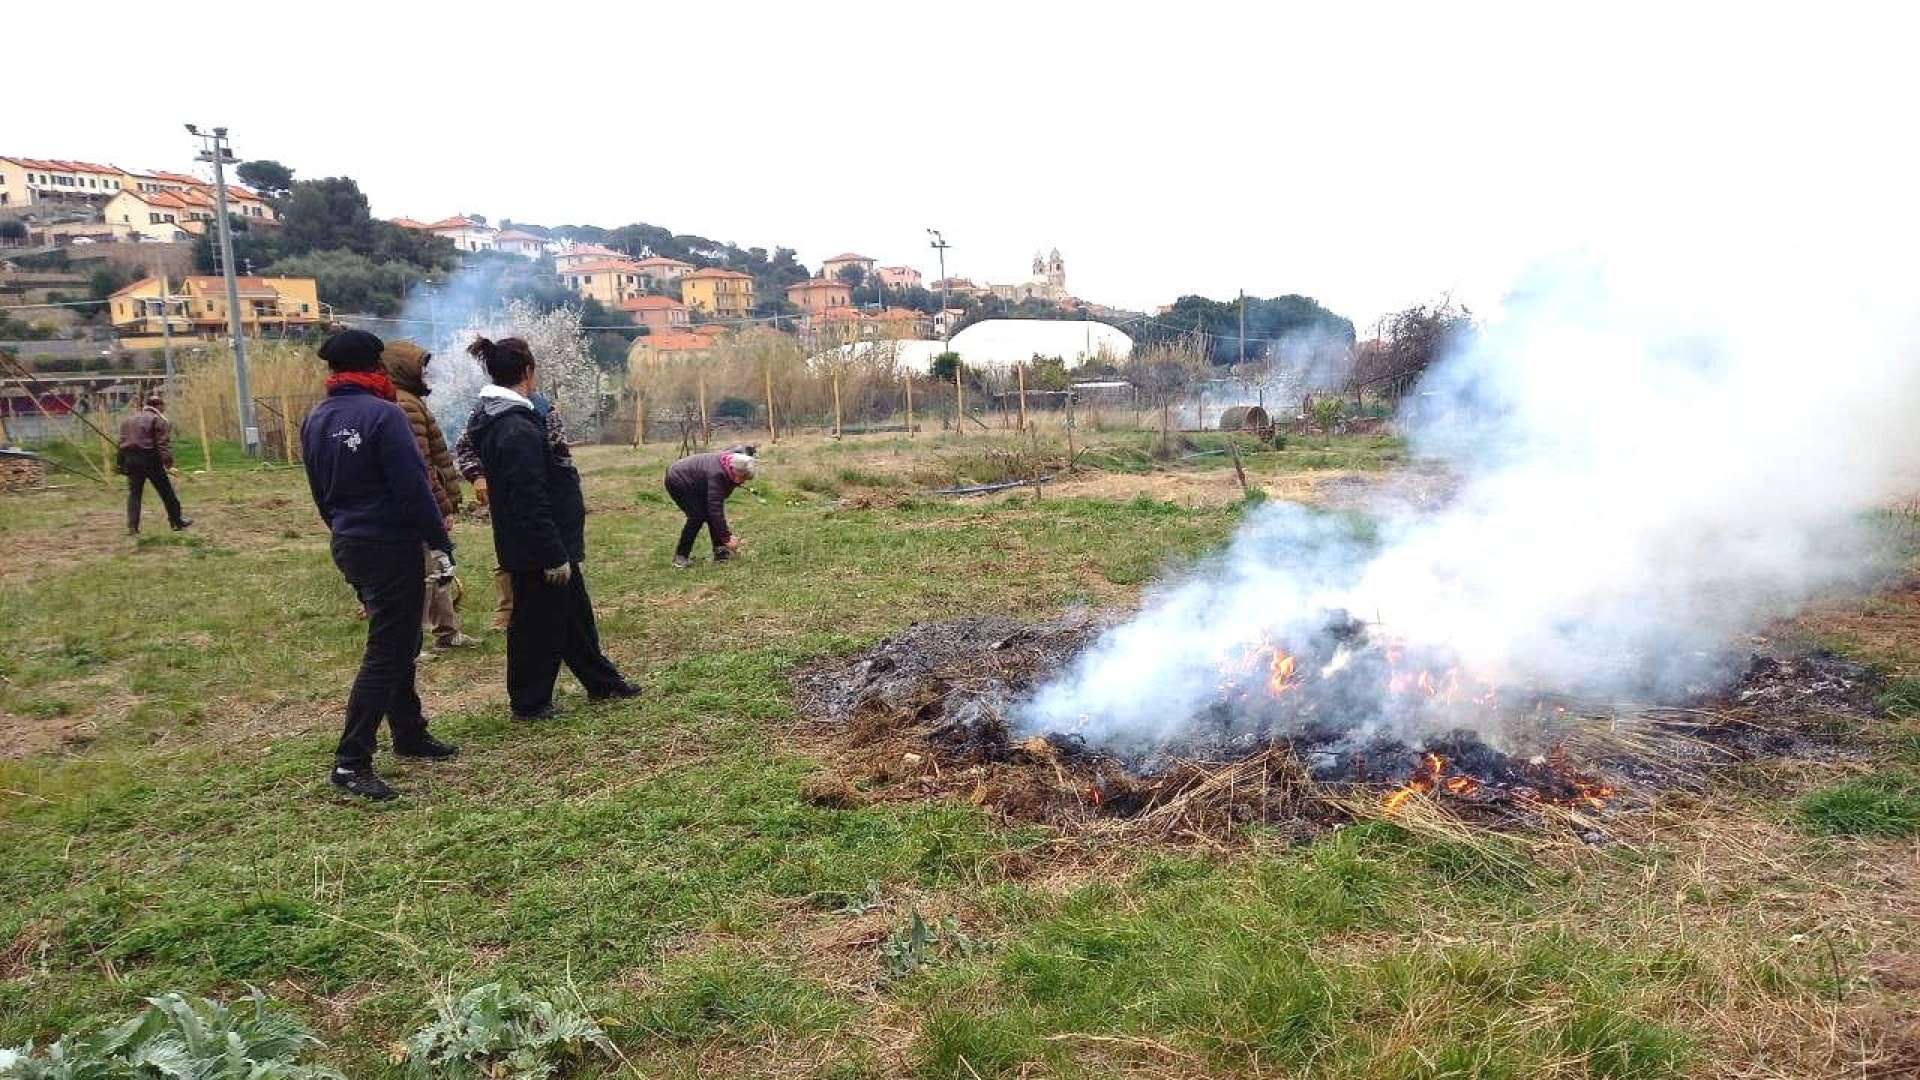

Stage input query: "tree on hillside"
[
  {"left": 835, "top": 264, "right": 865, "bottom": 289},
  {"left": 263, "top": 249, "right": 425, "bottom": 316},
  {"left": 191, "top": 219, "right": 281, "bottom": 275},
  {"left": 278, "top": 177, "right": 379, "bottom": 258},
  {"left": 236, "top": 160, "right": 295, "bottom": 199}
]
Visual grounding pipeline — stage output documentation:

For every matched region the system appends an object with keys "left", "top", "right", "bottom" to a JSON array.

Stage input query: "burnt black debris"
[{"left": 795, "top": 617, "right": 1888, "bottom": 829}]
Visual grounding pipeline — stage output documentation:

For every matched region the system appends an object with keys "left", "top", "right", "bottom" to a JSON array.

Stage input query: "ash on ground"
[{"left": 793, "top": 617, "right": 1887, "bottom": 835}]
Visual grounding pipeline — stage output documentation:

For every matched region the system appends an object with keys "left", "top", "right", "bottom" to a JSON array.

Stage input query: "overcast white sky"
[{"left": 10, "top": 2, "right": 1917, "bottom": 327}]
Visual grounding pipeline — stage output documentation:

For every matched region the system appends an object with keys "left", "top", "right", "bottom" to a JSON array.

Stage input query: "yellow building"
[
  {"left": 0, "top": 157, "right": 124, "bottom": 209},
  {"left": 820, "top": 252, "right": 876, "bottom": 283},
  {"left": 106, "top": 278, "right": 191, "bottom": 335},
  {"left": 680, "top": 268, "right": 755, "bottom": 319},
  {"left": 116, "top": 276, "right": 323, "bottom": 336},
  {"left": 786, "top": 277, "right": 852, "bottom": 315},
  {"left": 562, "top": 259, "right": 647, "bottom": 306}
]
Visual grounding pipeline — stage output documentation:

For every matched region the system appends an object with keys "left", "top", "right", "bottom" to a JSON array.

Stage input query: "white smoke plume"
[{"left": 1020, "top": 252, "right": 1920, "bottom": 760}]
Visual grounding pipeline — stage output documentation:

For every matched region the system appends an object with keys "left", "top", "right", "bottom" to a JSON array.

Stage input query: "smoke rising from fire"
[{"left": 1020, "top": 253, "right": 1920, "bottom": 759}]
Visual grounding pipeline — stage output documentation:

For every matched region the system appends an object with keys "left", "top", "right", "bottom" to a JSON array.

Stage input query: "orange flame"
[{"left": 1267, "top": 651, "right": 1297, "bottom": 695}]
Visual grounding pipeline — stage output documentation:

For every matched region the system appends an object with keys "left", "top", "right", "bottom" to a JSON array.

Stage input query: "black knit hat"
[{"left": 318, "top": 329, "right": 386, "bottom": 372}]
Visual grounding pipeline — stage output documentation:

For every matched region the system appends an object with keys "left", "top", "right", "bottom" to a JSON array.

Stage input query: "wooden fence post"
[
  {"left": 196, "top": 399, "right": 213, "bottom": 472},
  {"left": 697, "top": 377, "right": 709, "bottom": 446},
  {"left": 764, "top": 366, "right": 777, "bottom": 445},
  {"left": 831, "top": 370, "right": 843, "bottom": 440},
  {"left": 633, "top": 396, "right": 646, "bottom": 446},
  {"left": 954, "top": 365, "right": 963, "bottom": 436},
  {"left": 279, "top": 394, "right": 297, "bottom": 463},
  {"left": 904, "top": 373, "right": 914, "bottom": 438},
  {"left": 1016, "top": 363, "right": 1028, "bottom": 432},
  {"left": 97, "top": 395, "right": 113, "bottom": 476}
]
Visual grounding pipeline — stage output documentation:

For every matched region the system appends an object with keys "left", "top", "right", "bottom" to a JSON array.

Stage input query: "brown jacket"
[
  {"left": 381, "top": 340, "right": 462, "bottom": 517},
  {"left": 117, "top": 406, "right": 173, "bottom": 468}
]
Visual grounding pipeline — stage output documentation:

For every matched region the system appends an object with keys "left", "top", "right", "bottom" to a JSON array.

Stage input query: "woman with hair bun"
[{"left": 464, "top": 336, "right": 637, "bottom": 720}]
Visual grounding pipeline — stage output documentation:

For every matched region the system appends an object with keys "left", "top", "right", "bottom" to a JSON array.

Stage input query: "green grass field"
[{"left": 2, "top": 430, "right": 1916, "bottom": 1078}]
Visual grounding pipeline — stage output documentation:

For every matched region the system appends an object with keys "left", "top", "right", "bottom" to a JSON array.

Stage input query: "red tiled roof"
[
  {"left": 425, "top": 216, "right": 490, "bottom": 231},
  {"left": 822, "top": 252, "right": 873, "bottom": 263},
  {"left": 787, "top": 278, "right": 850, "bottom": 294},
  {"left": 683, "top": 267, "right": 752, "bottom": 281},
  {"left": 561, "top": 243, "right": 624, "bottom": 258},
  {"left": 182, "top": 276, "right": 280, "bottom": 297},
  {"left": 815, "top": 307, "right": 862, "bottom": 323},
  {"left": 390, "top": 217, "right": 430, "bottom": 229},
  {"left": 690, "top": 324, "right": 730, "bottom": 337},
  {"left": 639, "top": 332, "right": 713, "bottom": 351},
  {"left": 633, "top": 256, "right": 695, "bottom": 269},
  {"left": 496, "top": 229, "right": 544, "bottom": 242},
  {"left": 618, "top": 295, "right": 686, "bottom": 311},
  {"left": 4, "top": 157, "right": 122, "bottom": 175},
  {"left": 109, "top": 276, "right": 165, "bottom": 298},
  {"left": 870, "top": 308, "right": 923, "bottom": 321},
  {"left": 565, "top": 259, "right": 641, "bottom": 274}
]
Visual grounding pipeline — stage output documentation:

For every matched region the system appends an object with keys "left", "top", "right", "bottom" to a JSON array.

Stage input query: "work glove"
[
  {"left": 723, "top": 534, "right": 743, "bottom": 552},
  {"left": 430, "top": 550, "right": 456, "bottom": 587},
  {"left": 543, "top": 562, "right": 572, "bottom": 587},
  {"left": 473, "top": 477, "right": 490, "bottom": 507}
]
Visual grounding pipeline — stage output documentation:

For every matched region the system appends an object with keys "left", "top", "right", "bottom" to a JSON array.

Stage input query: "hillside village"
[{"left": 1, "top": 152, "right": 1150, "bottom": 377}]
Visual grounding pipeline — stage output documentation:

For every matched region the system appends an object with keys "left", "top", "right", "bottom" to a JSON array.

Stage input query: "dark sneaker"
[
  {"left": 672, "top": 555, "right": 692, "bottom": 569},
  {"left": 171, "top": 518, "right": 193, "bottom": 531},
  {"left": 394, "top": 735, "right": 459, "bottom": 760},
  {"left": 434, "top": 633, "right": 481, "bottom": 650},
  {"left": 713, "top": 547, "right": 733, "bottom": 563},
  {"left": 513, "top": 705, "right": 556, "bottom": 722},
  {"left": 330, "top": 766, "right": 397, "bottom": 801},
  {"left": 590, "top": 682, "right": 641, "bottom": 703}
]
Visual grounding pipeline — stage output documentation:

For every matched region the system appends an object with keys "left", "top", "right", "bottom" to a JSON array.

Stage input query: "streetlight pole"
[
  {"left": 187, "top": 123, "right": 256, "bottom": 454},
  {"left": 927, "top": 228, "right": 951, "bottom": 343}
]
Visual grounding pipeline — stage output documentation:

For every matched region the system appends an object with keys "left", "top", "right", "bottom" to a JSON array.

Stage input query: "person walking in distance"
[
  {"left": 381, "top": 339, "right": 479, "bottom": 652},
  {"left": 117, "top": 395, "right": 190, "bottom": 534},
  {"left": 464, "top": 336, "right": 637, "bottom": 720},
  {"left": 664, "top": 445, "right": 756, "bottom": 568},
  {"left": 301, "top": 329, "right": 460, "bottom": 801},
  {"left": 452, "top": 385, "right": 573, "bottom": 631}
]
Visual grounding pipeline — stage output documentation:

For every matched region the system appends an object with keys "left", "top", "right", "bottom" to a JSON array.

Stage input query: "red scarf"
[{"left": 325, "top": 370, "right": 396, "bottom": 400}]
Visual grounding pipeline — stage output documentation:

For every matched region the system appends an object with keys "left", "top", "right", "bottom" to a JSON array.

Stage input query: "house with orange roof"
[
  {"left": 617, "top": 295, "right": 690, "bottom": 334},
  {"left": 117, "top": 169, "right": 278, "bottom": 225},
  {"left": 495, "top": 229, "right": 547, "bottom": 259},
  {"left": 102, "top": 187, "right": 220, "bottom": 242},
  {"left": 563, "top": 258, "right": 647, "bottom": 307},
  {"left": 680, "top": 267, "right": 755, "bottom": 319},
  {"left": 0, "top": 157, "right": 125, "bottom": 208},
  {"left": 418, "top": 216, "right": 497, "bottom": 252},
  {"left": 821, "top": 252, "right": 877, "bottom": 283},
  {"left": 876, "top": 265, "right": 922, "bottom": 290},
  {"left": 554, "top": 243, "right": 629, "bottom": 272},
  {"left": 109, "top": 275, "right": 321, "bottom": 335},
  {"left": 786, "top": 277, "right": 852, "bottom": 315},
  {"left": 633, "top": 255, "right": 696, "bottom": 288},
  {"left": 627, "top": 331, "right": 717, "bottom": 369}
]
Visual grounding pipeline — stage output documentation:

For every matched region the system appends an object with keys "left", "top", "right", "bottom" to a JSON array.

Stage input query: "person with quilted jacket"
[{"left": 380, "top": 340, "right": 477, "bottom": 650}]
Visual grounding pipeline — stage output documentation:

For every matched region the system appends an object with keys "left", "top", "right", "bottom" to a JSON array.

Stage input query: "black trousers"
[
  {"left": 506, "top": 562, "right": 625, "bottom": 714},
  {"left": 667, "top": 481, "right": 716, "bottom": 558},
  {"left": 330, "top": 535, "right": 428, "bottom": 768},
  {"left": 123, "top": 452, "right": 184, "bottom": 531}
]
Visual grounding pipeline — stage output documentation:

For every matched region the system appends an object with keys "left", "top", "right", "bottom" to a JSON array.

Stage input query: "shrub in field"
[
  {"left": 0, "top": 990, "right": 341, "bottom": 1079},
  {"left": 404, "top": 982, "right": 613, "bottom": 1080}
]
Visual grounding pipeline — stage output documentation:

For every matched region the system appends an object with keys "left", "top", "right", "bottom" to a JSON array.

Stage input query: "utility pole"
[
  {"left": 1238, "top": 289, "right": 1246, "bottom": 368},
  {"left": 188, "top": 124, "right": 255, "bottom": 454},
  {"left": 927, "top": 228, "right": 951, "bottom": 343}
]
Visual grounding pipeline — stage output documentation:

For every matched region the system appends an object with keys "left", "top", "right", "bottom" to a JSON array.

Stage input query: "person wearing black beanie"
[{"left": 299, "top": 327, "right": 460, "bottom": 801}]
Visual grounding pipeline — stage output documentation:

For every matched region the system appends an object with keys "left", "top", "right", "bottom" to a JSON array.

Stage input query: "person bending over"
[
  {"left": 464, "top": 335, "right": 637, "bottom": 720},
  {"left": 300, "top": 329, "right": 459, "bottom": 801},
  {"left": 664, "top": 445, "right": 757, "bottom": 569}
]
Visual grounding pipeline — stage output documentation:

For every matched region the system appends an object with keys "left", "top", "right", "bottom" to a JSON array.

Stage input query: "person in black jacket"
[
  {"left": 664, "top": 446, "right": 756, "bottom": 568},
  {"left": 300, "top": 328, "right": 459, "bottom": 801},
  {"left": 464, "top": 336, "right": 637, "bottom": 719}
]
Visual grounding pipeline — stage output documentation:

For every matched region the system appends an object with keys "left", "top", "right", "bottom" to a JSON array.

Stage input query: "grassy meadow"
[{"left": 1, "top": 426, "right": 1916, "bottom": 1078}]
